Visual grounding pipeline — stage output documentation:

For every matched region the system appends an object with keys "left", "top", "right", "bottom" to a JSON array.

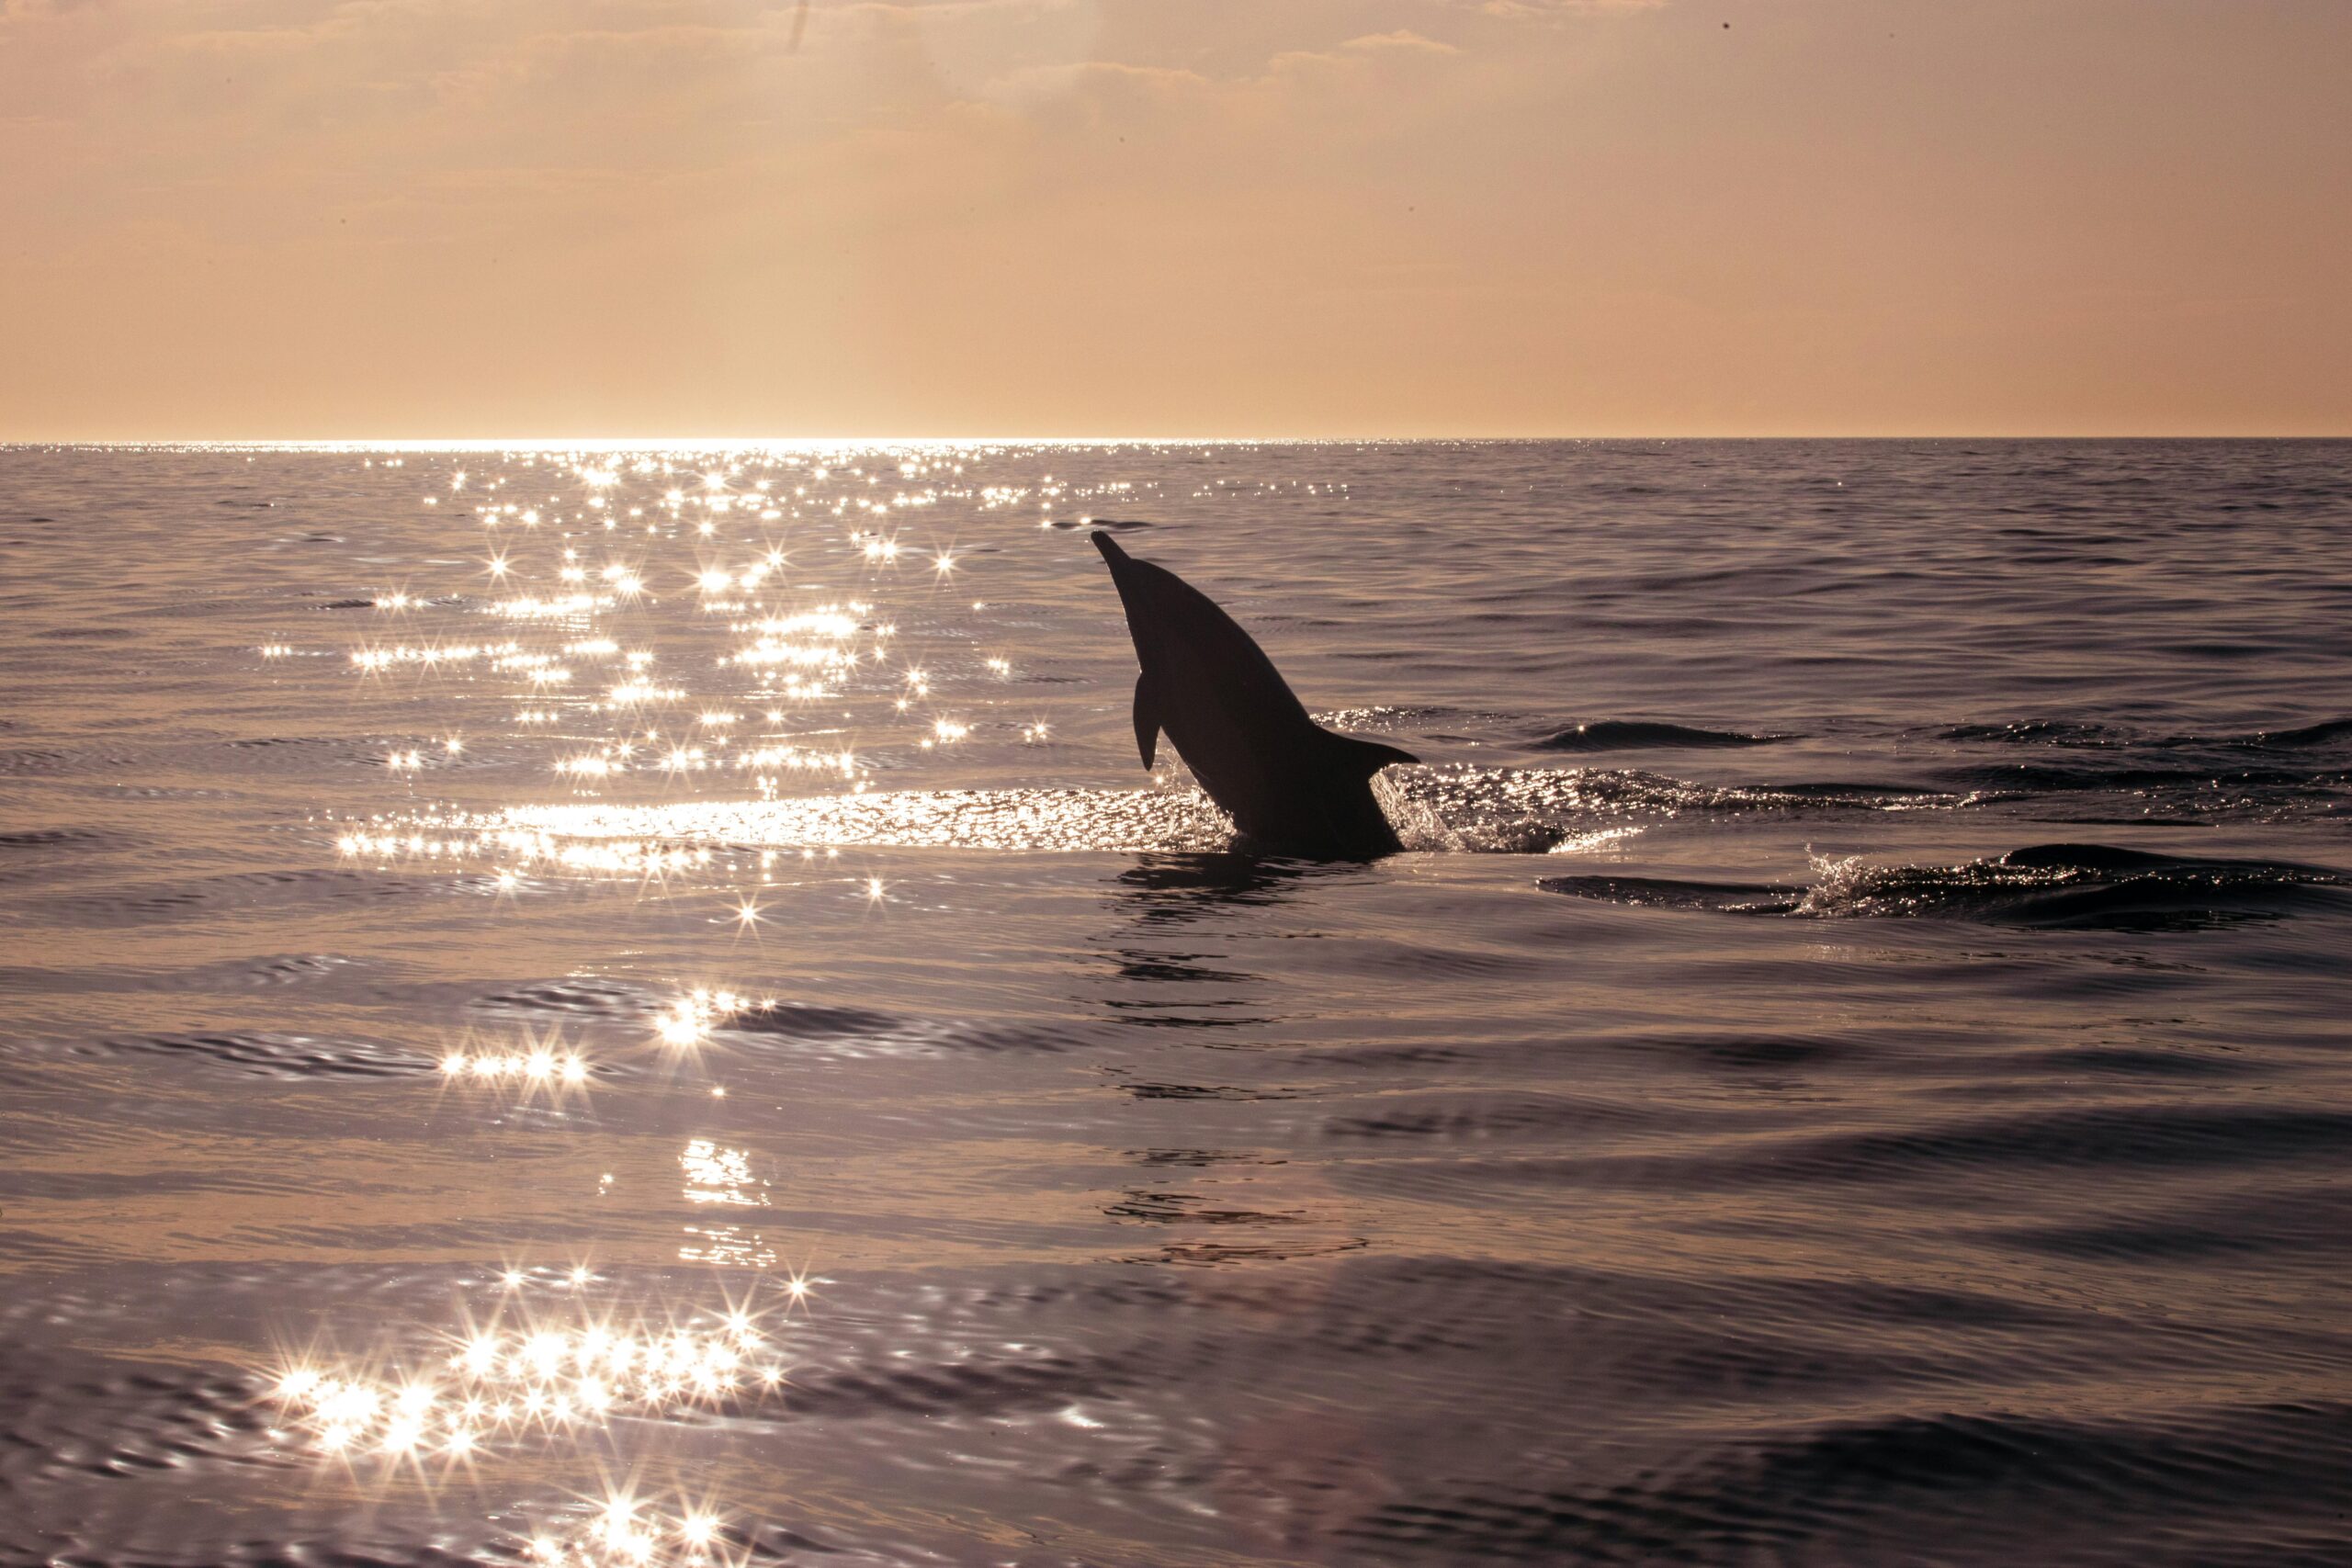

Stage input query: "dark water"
[{"left": 2, "top": 440, "right": 2349, "bottom": 1566}]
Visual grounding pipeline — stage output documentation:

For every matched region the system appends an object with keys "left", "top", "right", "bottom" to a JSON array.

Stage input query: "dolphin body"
[{"left": 1092, "top": 530, "right": 1418, "bottom": 857}]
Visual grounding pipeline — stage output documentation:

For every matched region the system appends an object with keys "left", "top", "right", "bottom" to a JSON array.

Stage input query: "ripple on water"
[
  {"left": 484, "top": 786, "right": 1235, "bottom": 855},
  {"left": 0, "top": 953, "right": 380, "bottom": 996},
  {"left": 357, "top": 762, "right": 1949, "bottom": 875},
  {"left": 0, "top": 746, "right": 78, "bottom": 776},
  {"left": 155, "top": 953, "right": 375, "bottom": 990},
  {"left": 14, "top": 1029, "right": 435, "bottom": 1079},
  {"left": 33, "top": 868, "right": 444, "bottom": 926},
  {"left": 1528, "top": 719, "right": 1792, "bottom": 752},
  {"left": 1541, "top": 842, "right": 2352, "bottom": 930},
  {"left": 7, "top": 442, "right": 2352, "bottom": 1567},
  {"left": 474, "top": 975, "right": 1102, "bottom": 1056},
  {"left": 0, "top": 825, "right": 130, "bottom": 852},
  {"left": 1321, "top": 1093, "right": 1684, "bottom": 1142},
  {"left": 1333, "top": 1403, "right": 2352, "bottom": 1565},
  {"left": 0, "top": 1339, "right": 288, "bottom": 1494}
]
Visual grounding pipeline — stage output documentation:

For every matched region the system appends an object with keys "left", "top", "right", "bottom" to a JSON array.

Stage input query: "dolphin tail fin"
[
  {"left": 1317, "top": 728, "right": 1418, "bottom": 777},
  {"left": 1132, "top": 672, "right": 1161, "bottom": 769}
]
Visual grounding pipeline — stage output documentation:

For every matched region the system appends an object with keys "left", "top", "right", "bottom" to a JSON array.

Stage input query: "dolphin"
[{"left": 1091, "top": 530, "right": 1418, "bottom": 857}]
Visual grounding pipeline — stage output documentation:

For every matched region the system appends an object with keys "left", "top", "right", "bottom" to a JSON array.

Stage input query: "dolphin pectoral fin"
[
  {"left": 1317, "top": 728, "right": 1418, "bottom": 776},
  {"left": 1132, "top": 672, "right": 1162, "bottom": 770}
]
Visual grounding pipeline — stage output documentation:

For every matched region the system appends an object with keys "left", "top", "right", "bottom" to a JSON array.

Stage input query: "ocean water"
[{"left": 1, "top": 439, "right": 2348, "bottom": 1567}]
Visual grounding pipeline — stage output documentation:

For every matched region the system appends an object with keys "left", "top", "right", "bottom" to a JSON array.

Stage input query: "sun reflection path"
[
  {"left": 450, "top": 787, "right": 1229, "bottom": 860},
  {"left": 313, "top": 447, "right": 1295, "bottom": 897},
  {"left": 438, "top": 1044, "right": 592, "bottom": 1090},
  {"left": 266, "top": 1281, "right": 809, "bottom": 1562},
  {"left": 526, "top": 1495, "right": 750, "bottom": 1568},
  {"left": 288, "top": 448, "right": 1190, "bottom": 1557},
  {"left": 657, "top": 987, "right": 762, "bottom": 1047},
  {"left": 681, "top": 1137, "right": 775, "bottom": 1269},
  {"left": 325, "top": 446, "right": 1160, "bottom": 824},
  {"left": 269, "top": 1304, "right": 787, "bottom": 1463}
]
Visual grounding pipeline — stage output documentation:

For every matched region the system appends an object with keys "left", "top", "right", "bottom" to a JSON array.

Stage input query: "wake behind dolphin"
[{"left": 1092, "top": 530, "right": 1417, "bottom": 857}]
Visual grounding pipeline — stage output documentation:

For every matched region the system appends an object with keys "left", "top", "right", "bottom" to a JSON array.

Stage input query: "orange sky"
[{"left": 3, "top": 0, "right": 2346, "bottom": 439}]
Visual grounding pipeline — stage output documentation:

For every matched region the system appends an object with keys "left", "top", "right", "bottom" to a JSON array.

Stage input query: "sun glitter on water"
[
  {"left": 268, "top": 1303, "right": 785, "bottom": 1461},
  {"left": 266, "top": 1276, "right": 812, "bottom": 1562}
]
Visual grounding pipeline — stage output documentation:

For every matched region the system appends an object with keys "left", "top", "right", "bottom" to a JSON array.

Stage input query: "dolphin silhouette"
[{"left": 1092, "top": 530, "right": 1418, "bottom": 857}]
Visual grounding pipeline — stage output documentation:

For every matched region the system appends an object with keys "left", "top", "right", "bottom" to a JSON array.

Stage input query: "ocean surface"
[{"left": 2, "top": 439, "right": 2348, "bottom": 1567}]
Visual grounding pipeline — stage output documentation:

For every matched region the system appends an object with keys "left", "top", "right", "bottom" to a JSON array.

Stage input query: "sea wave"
[
  {"left": 1530, "top": 719, "right": 1789, "bottom": 752},
  {"left": 1541, "top": 842, "right": 2352, "bottom": 930}
]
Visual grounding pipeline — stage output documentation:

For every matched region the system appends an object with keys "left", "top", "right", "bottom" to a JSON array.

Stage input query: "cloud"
[
  {"left": 6, "top": 0, "right": 2346, "bottom": 437},
  {"left": 1470, "top": 0, "right": 1664, "bottom": 16},
  {"left": 1340, "top": 29, "right": 1458, "bottom": 55}
]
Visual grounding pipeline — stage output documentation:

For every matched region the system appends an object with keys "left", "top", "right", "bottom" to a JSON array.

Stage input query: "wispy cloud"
[{"left": 4, "top": 0, "right": 2347, "bottom": 437}]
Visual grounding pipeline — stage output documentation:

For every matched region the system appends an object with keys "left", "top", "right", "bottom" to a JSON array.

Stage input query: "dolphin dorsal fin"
[
  {"left": 1133, "top": 671, "right": 1161, "bottom": 769},
  {"left": 1317, "top": 728, "right": 1418, "bottom": 776}
]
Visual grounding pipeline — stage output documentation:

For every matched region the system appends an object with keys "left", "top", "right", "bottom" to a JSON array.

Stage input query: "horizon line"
[{"left": 6, "top": 433, "right": 2351, "bottom": 450}]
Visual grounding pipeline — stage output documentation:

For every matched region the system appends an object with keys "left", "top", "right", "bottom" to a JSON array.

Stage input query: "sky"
[{"left": 2, "top": 0, "right": 2347, "bottom": 439}]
